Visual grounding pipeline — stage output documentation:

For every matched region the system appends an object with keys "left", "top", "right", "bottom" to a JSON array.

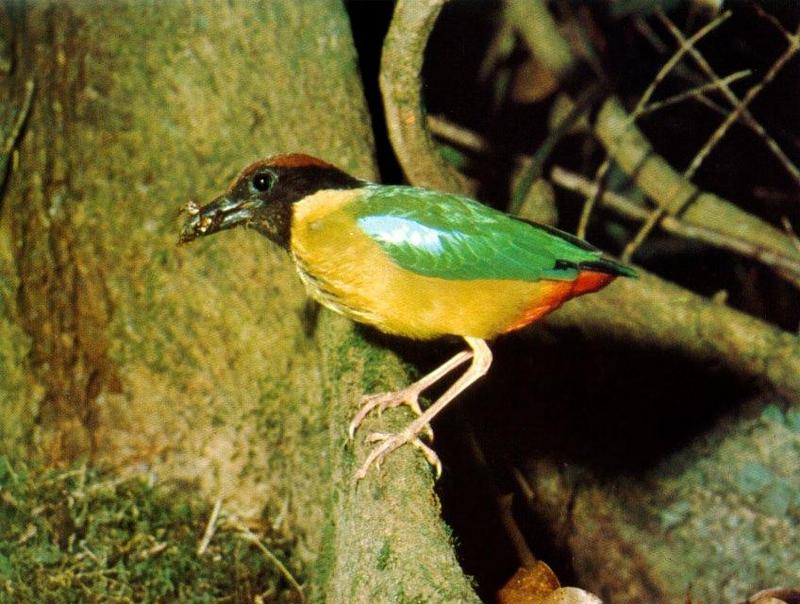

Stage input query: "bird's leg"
[
  {"left": 354, "top": 337, "right": 492, "bottom": 481},
  {"left": 347, "top": 349, "right": 473, "bottom": 439}
]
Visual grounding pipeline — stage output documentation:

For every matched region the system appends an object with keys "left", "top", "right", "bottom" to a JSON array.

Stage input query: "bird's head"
[{"left": 179, "top": 153, "right": 363, "bottom": 248}]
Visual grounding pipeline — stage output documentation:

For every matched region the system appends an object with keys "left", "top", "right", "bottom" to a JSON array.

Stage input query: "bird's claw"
[
  {"left": 347, "top": 388, "right": 433, "bottom": 441},
  {"left": 354, "top": 430, "right": 442, "bottom": 481}
]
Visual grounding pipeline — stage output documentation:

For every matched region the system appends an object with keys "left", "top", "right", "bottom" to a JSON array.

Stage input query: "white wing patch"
[{"left": 357, "top": 215, "right": 445, "bottom": 254}]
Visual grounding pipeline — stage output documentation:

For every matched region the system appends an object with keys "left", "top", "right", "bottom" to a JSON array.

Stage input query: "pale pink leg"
[
  {"left": 347, "top": 349, "right": 473, "bottom": 439},
  {"left": 354, "top": 337, "right": 492, "bottom": 481}
]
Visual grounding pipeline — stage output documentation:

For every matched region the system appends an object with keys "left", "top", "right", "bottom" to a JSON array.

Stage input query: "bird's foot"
[
  {"left": 353, "top": 428, "right": 442, "bottom": 481},
  {"left": 348, "top": 386, "right": 433, "bottom": 441}
]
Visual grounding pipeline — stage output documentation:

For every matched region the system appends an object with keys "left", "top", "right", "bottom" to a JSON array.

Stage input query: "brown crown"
[
  {"left": 265, "top": 153, "right": 334, "bottom": 169},
  {"left": 229, "top": 154, "right": 336, "bottom": 190}
]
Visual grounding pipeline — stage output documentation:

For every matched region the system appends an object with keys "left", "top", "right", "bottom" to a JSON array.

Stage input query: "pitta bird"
[{"left": 179, "top": 154, "right": 636, "bottom": 480}]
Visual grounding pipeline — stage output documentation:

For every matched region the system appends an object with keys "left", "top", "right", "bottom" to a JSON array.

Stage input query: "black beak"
[{"left": 178, "top": 194, "right": 258, "bottom": 244}]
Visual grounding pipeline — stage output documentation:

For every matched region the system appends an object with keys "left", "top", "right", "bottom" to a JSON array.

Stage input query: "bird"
[{"left": 179, "top": 153, "right": 636, "bottom": 480}]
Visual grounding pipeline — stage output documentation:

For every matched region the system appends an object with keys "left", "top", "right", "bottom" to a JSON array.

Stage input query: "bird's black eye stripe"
[{"left": 252, "top": 170, "right": 276, "bottom": 192}]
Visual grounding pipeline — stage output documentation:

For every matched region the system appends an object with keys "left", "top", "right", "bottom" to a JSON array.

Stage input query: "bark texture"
[{"left": 0, "top": 1, "right": 478, "bottom": 601}]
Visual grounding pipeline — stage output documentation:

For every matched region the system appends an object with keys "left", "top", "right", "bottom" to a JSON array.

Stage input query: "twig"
[
  {"left": 138, "top": 541, "right": 168, "bottom": 560},
  {"left": 782, "top": 217, "right": 800, "bottom": 254},
  {"left": 595, "top": 98, "right": 800, "bottom": 264},
  {"left": 1, "top": 79, "right": 35, "bottom": 184},
  {"left": 230, "top": 517, "right": 305, "bottom": 603},
  {"left": 633, "top": 16, "right": 668, "bottom": 54},
  {"left": 511, "top": 467, "right": 535, "bottom": 503},
  {"left": 428, "top": 114, "right": 488, "bottom": 155},
  {"left": 638, "top": 69, "right": 751, "bottom": 117},
  {"left": 464, "top": 426, "right": 537, "bottom": 568},
  {"left": 605, "top": 13, "right": 731, "bottom": 258},
  {"left": 576, "top": 155, "right": 610, "bottom": 240},
  {"left": 196, "top": 496, "right": 222, "bottom": 556},
  {"left": 657, "top": 9, "right": 800, "bottom": 187},
  {"left": 624, "top": 14, "right": 800, "bottom": 261},
  {"left": 552, "top": 166, "right": 800, "bottom": 287},
  {"left": 622, "top": 207, "right": 666, "bottom": 262},
  {"left": 498, "top": 492, "right": 537, "bottom": 568},
  {"left": 580, "top": 11, "right": 730, "bottom": 241},
  {"left": 634, "top": 21, "right": 771, "bottom": 134},
  {"left": 683, "top": 27, "right": 800, "bottom": 182},
  {"left": 750, "top": 3, "right": 797, "bottom": 45},
  {"left": 1, "top": 79, "right": 35, "bottom": 156},
  {"left": 633, "top": 11, "right": 732, "bottom": 117}
]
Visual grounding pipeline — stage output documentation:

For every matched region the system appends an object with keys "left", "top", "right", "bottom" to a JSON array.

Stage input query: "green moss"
[
  {"left": 310, "top": 537, "right": 334, "bottom": 604},
  {"left": 761, "top": 480, "right": 793, "bottom": 517},
  {"left": 0, "top": 459, "right": 301, "bottom": 603},
  {"left": 737, "top": 462, "right": 774, "bottom": 495},
  {"left": 786, "top": 408, "right": 800, "bottom": 433},
  {"left": 658, "top": 500, "right": 691, "bottom": 531},
  {"left": 0, "top": 278, "right": 33, "bottom": 460},
  {"left": 375, "top": 540, "right": 391, "bottom": 571},
  {"left": 760, "top": 403, "right": 786, "bottom": 425},
  {"left": 391, "top": 592, "right": 428, "bottom": 604},
  {"left": 310, "top": 487, "right": 339, "bottom": 604}
]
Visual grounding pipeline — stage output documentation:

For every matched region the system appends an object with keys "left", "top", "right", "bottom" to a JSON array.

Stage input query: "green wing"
[{"left": 350, "top": 185, "right": 633, "bottom": 282}]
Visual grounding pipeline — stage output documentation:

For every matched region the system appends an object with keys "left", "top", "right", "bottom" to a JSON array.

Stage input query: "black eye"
[{"left": 252, "top": 171, "right": 275, "bottom": 192}]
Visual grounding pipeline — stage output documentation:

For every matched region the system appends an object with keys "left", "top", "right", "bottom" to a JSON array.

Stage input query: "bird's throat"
[{"left": 250, "top": 201, "right": 293, "bottom": 249}]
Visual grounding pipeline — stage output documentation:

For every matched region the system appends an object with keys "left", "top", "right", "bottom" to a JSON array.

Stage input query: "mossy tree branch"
[{"left": 313, "top": 313, "right": 480, "bottom": 603}]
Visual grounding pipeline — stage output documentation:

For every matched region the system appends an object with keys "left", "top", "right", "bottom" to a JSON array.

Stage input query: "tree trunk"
[{"left": 1, "top": 1, "right": 478, "bottom": 601}]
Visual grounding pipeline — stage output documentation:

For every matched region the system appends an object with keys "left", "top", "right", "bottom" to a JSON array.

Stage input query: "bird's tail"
[{"left": 578, "top": 257, "right": 638, "bottom": 279}]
